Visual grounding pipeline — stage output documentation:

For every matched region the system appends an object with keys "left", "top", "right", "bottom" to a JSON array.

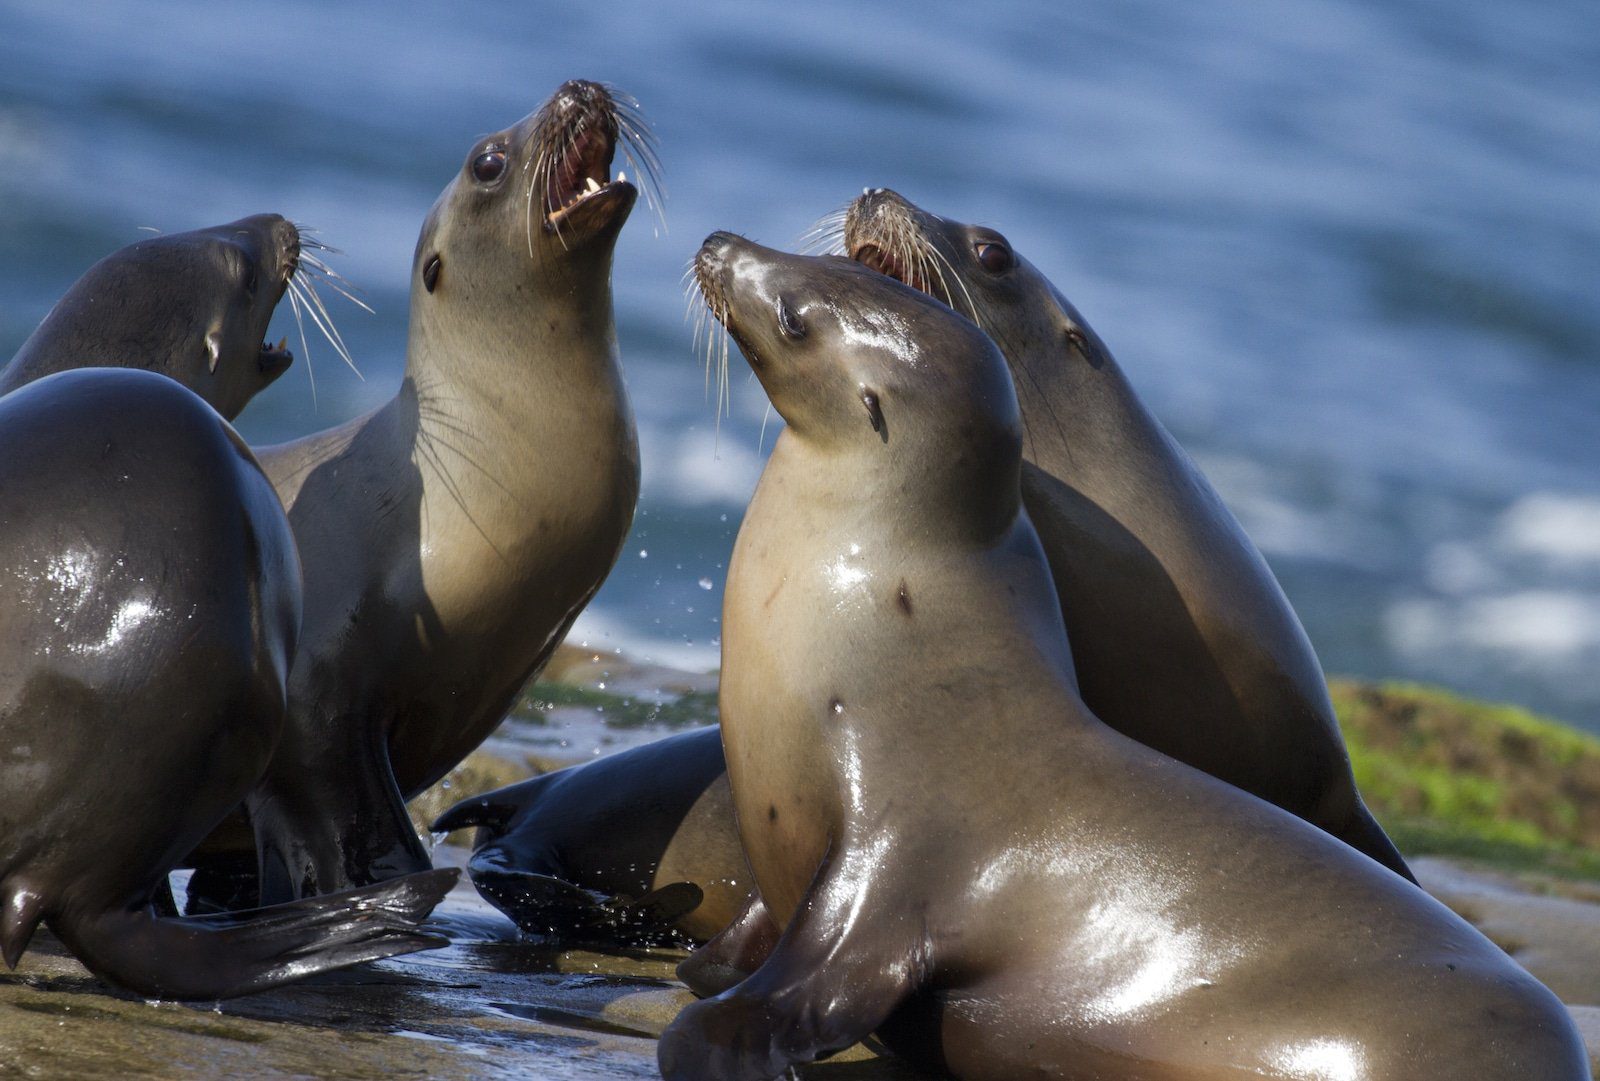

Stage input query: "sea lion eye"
[
  {"left": 777, "top": 301, "right": 806, "bottom": 340},
  {"left": 975, "top": 242, "right": 1013, "bottom": 274},
  {"left": 471, "top": 146, "right": 507, "bottom": 183}
]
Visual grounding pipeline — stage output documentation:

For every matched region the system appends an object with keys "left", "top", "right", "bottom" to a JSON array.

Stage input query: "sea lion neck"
[
  {"left": 764, "top": 425, "right": 1025, "bottom": 555},
  {"left": 400, "top": 253, "right": 623, "bottom": 433}
]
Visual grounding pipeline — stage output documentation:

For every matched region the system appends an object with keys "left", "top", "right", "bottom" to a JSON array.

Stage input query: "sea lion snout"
[
  {"left": 552, "top": 78, "right": 610, "bottom": 111},
  {"left": 692, "top": 232, "right": 741, "bottom": 311}
]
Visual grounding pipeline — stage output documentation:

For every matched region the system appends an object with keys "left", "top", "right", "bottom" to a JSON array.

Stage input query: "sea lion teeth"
[{"left": 585, "top": 176, "right": 602, "bottom": 194}]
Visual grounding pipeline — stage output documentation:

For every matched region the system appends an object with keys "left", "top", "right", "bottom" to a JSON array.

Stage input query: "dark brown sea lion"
[
  {"left": 228, "top": 80, "right": 649, "bottom": 904},
  {"left": 0, "top": 215, "right": 303, "bottom": 418},
  {"left": 656, "top": 234, "right": 1586, "bottom": 1081},
  {"left": 433, "top": 727, "right": 744, "bottom": 943},
  {"left": 0, "top": 369, "right": 455, "bottom": 1000}
]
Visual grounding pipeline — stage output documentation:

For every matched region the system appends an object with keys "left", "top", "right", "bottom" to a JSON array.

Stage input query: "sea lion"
[
  {"left": 656, "top": 235, "right": 1588, "bottom": 1080},
  {"left": 433, "top": 727, "right": 745, "bottom": 943},
  {"left": 839, "top": 188, "right": 1407, "bottom": 877},
  {"left": 440, "top": 187, "right": 1407, "bottom": 960},
  {"left": 227, "top": 80, "right": 647, "bottom": 904},
  {"left": 0, "top": 368, "right": 456, "bottom": 1000},
  {"left": 0, "top": 215, "right": 302, "bottom": 418}
]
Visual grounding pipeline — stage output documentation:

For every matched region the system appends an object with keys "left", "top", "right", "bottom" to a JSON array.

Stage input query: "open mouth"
[
  {"left": 258, "top": 337, "right": 293, "bottom": 375},
  {"left": 850, "top": 242, "right": 927, "bottom": 294},
  {"left": 544, "top": 122, "right": 629, "bottom": 230}
]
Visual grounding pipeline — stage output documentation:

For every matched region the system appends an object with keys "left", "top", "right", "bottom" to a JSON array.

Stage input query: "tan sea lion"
[
  {"left": 0, "top": 369, "right": 456, "bottom": 1000},
  {"left": 233, "top": 80, "right": 649, "bottom": 904},
  {"left": 839, "top": 188, "right": 1406, "bottom": 877},
  {"left": 657, "top": 235, "right": 1587, "bottom": 1080},
  {"left": 0, "top": 214, "right": 306, "bottom": 418}
]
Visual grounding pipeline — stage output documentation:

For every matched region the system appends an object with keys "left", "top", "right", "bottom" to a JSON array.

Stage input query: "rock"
[
  {"left": 0, "top": 849, "right": 913, "bottom": 1079},
  {"left": 1417, "top": 856, "right": 1600, "bottom": 1006}
]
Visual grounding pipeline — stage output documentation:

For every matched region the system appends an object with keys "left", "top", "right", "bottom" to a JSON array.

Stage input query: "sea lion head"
[
  {"left": 8, "top": 215, "right": 300, "bottom": 419},
  {"left": 842, "top": 188, "right": 1113, "bottom": 383},
  {"left": 412, "top": 80, "right": 656, "bottom": 323},
  {"left": 695, "top": 232, "right": 1022, "bottom": 527}
]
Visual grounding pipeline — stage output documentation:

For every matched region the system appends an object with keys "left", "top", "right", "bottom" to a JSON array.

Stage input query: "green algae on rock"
[{"left": 1334, "top": 679, "right": 1600, "bottom": 879}]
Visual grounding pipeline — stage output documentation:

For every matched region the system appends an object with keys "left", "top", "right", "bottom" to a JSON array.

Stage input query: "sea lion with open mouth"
[
  {"left": 837, "top": 187, "right": 1406, "bottom": 879},
  {"left": 0, "top": 368, "right": 456, "bottom": 1000},
  {"left": 657, "top": 233, "right": 1587, "bottom": 1081},
  {"left": 223, "top": 80, "right": 649, "bottom": 905},
  {"left": 0, "top": 214, "right": 317, "bottom": 418}
]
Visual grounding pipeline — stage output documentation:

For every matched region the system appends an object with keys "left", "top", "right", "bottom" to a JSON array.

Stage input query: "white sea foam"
[
  {"left": 1497, "top": 493, "right": 1600, "bottom": 567},
  {"left": 1387, "top": 591, "right": 1600, "bottom": 670},
  {"left": 566, "top": 605, "right": 719, "bottom": 672},
  {"left": 639, "top": 423, "right": 767, "bottom": 507}
]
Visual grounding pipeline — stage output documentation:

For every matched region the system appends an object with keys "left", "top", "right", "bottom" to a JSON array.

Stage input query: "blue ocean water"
[{"left": 2, "top": 0, "right": 1599, "bottom": 731}]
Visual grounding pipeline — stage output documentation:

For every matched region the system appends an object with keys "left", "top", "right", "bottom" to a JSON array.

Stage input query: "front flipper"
[
  {"left": 658, "top": 845, "right": 931, "bottom": 1081},
  {"left": 469, "top": 857, "right": 702, "bottom": 946},
  {"left": 53, "top": 868, "right": 458, "bottom": 1000},
  {"left": 677, "top": 889, "right": 780, "bottom": 997}
]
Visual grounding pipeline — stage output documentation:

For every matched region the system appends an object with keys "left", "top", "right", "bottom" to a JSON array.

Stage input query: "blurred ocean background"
[{"left": 2, "top": 0, "right": 1598, "bottom": 733}]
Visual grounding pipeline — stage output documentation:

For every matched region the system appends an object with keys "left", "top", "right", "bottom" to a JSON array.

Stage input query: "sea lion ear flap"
[
  {"left": 1064, "top": 322, "right": 1105, "bottom": 370},
  {"left": 859, "top": 385, "right": 887, "bottom": 443}
]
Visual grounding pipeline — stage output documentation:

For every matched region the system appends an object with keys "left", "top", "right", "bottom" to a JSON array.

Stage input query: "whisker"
[
  {"left": 757, "top": 401, "right": 778, "bottom": 455},
  {"left": 289, "top": 275, "right": 363, "bottom": 380},
  {"left": 797, "top": 204, "right": 849, "bottom": 255},
  {"left": 284, "top": 284, "right": 317, "bottom": 409}
]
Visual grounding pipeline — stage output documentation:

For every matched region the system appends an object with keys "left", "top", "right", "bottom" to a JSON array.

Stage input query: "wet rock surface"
[{"left": 0, "top": 849, "right": 917, "bottom": 1080}]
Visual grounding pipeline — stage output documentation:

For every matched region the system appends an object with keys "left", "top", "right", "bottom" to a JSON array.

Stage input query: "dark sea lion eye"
[
  {"left": 975, "top": 242, "right": 1013, "bottom": 274},
  {"left": 471, "top": 147, "right": 507, "bottom": 183},
  {"left": 777, "top": 301, "right": 806, "bottom": 340},
  {"left": 423, "top": 254, "right": 441, "bottom": 293}
]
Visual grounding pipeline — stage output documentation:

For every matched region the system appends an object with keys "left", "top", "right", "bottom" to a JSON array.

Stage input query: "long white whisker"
[
  {"left": 289, "top": 276, "right": 363, "bottom": 380},
  {"left": 285, "top": 284, "right": 317, "bottom": 409}
]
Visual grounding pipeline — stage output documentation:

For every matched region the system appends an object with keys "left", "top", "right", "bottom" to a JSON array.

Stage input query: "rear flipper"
[
  {"left": 677, "top": 890, "right": 779, "bottom": 997},
  {"left": 658, "top": 844, "right": 929, "bottom": 1081},
  {"left": 51, "top": 867, "right": 458, "bottom": 1000},
  {"left": 468, "top": 858, "right": 702, "bottom": 946},
  {"left": 429, "top": 789, "right": 521, "bottom": 840}
]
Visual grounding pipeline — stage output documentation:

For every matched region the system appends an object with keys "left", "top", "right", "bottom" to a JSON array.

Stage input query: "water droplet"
[
  {"left": 597, "top": 682, "right": 606, "bottom": 690},
  {"left": 697, "top": 577, "right": 713, "bottom": 590},
  {"left": 441, "top": 779, "right": 452, "bottom": 789},
  {"left": 638, "top": 549, "right": 648, "bottom": 558}
]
